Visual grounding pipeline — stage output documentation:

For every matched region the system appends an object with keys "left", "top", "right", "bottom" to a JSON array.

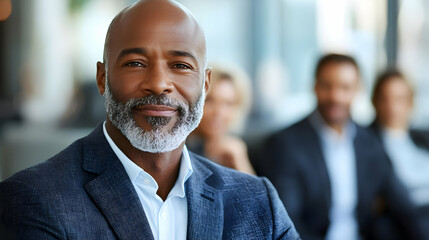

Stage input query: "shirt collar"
[
  {"left": 170, "top": 145, "right": 193, "bottom": 198},
  {"left": 102, "top": 121, "right": 193, "bottom": 199}
]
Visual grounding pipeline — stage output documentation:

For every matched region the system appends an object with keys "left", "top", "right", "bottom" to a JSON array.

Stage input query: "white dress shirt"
[
  {"left": 382, "top": 128, "right": 429, "bottom": 206},
  {"left": 103, "top": 122, "right": 193, "bottom": 240},
  {"left": 310, "top": 112, "right": 360, "bottom": 240}
]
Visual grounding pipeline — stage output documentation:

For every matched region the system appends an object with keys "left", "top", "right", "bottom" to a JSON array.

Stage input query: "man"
[
  {"left": 0, "top": 1, "right": 299, "bottom": 239},
  {"left": 370, "top": 69, "right": 429, "bottom": 238},
  {"left": 257, "top": 54, "right": 421, "bottom": 240}
]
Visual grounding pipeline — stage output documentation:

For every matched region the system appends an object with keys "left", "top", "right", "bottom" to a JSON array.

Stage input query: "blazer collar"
[{"left": 82, "top": 124, "right": 154, "bottom": 240}]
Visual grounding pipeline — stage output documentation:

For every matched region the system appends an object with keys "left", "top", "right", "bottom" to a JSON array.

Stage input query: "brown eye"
[
  {"left": 173, "top": 63, "right": 192, "bottom": 69},
  {"left": 125, "top": 62, "right": 145, "bottom": 67}
]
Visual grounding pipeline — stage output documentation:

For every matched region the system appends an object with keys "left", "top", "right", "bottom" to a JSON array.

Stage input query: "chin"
[{"left": 325, "top": 115, "right": 348, "bottom": 125}]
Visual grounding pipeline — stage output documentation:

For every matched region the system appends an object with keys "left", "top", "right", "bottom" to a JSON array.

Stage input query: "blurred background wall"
[{"left": 1, "top": 0, "right": 428, "bottom": 180}]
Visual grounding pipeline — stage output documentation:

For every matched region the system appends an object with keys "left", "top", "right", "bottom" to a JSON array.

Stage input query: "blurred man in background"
[
  {"left": 370, "top": 69, "right": 429, "bottom": 238},
  {"left": 258, "top": 54, "right": 422, "bottom": 240}
]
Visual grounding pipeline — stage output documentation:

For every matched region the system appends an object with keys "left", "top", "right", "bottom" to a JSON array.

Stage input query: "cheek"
[
  {"left": 169, "top": 73, "right": 204, "bottom": 96},
  {"left": 391, "top": 101, "right": 410, "bottom": 115},
  {"left": 108, "top": 73, "right": 141, "bottom": 100},
  {"left": 343, "top": 92, "right": 356, "bottom": 104},
  {"left": 222, "top": 105, "right": 238, "bottom": 122}
]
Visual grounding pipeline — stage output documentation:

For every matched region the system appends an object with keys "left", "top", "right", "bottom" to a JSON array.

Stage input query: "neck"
[
  {"left": 383, "top": 121, "right": 408, "bottom": 132},
  {"left": 384, "top": 125, "right": 408, "bottom": 134},
  {"left": 317, "top": 110, "right": 349, "bottom": 135},
  {"left": 327, "top": 122, "right": 344, "bottom": 135},
  {"left": 105, "top": 119, "right": 183, "bottom": 201}
]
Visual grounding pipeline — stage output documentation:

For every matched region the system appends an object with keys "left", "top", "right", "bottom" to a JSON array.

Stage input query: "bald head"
[{"left": 103, "top": 0, "right": 207, "bottom": 67}]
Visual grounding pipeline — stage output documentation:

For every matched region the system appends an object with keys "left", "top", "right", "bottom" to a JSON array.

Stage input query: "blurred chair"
[
  {"left": 60, "top": 81, "right": 105, "bottom": 128},
  {"left": 0, "top": 124, "right": 90, "bottom": 180},
  {"left": 187, "top": 63, "right": 255, "bottom": 175}
]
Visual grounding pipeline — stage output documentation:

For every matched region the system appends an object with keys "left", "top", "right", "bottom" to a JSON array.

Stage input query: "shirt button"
[
  {"left": 143, "top": 178, "right": 151, "bottom": 185},
  {"left": 160, "top": 210, "right": 167, "bottom": 219}
]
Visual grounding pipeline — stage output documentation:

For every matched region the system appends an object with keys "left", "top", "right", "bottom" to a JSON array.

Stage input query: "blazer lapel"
[
  {"left": 82, "top": 125, "right": 154, "bottom": 240},
  {"left": 303, "top": 118, "right": 332, "bottom": 209},
  {"left": 186, "top": 155, "right": 224, "bottom": 240}
]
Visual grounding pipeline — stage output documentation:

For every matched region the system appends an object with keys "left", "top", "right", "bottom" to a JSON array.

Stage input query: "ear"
[
  {"left": 96, "top": 61, "right": 106, "bottom": 95},
  {"left": 314, "top": 80, "right": 319, "bottom": 93},
  {"left": 204, "top": 67, "right": 212, "bottom": 97}
]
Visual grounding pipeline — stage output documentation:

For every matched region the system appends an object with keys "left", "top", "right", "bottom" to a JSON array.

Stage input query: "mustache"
[
  {"left": 124, "top": 94, "right": 187, "bottom": 114},
  {"left": 319, "top": 102, "right": 347, "bottom": 109}
]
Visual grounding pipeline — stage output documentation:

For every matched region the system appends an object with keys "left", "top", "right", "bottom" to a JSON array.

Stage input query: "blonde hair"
[{"left": 207, "top": 62, "right": 252, "bottom": 134}]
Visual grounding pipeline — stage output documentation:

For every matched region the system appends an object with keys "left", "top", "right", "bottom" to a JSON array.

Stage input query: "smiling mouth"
[{"left": 134, "top": 105, "right": 178, "bottom": 117}]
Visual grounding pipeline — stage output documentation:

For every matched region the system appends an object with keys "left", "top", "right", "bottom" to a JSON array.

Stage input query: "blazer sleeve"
[
  {"left": 0, "top": 178, "right": 63, "bottom": 240},
  {"left": 261, "top": 177, "right": 301, "bottom": 240}
]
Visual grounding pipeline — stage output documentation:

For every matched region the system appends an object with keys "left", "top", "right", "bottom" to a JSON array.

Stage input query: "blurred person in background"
[
  {"left": 187, "top": 64, "right": 255, "bottom": 175},
  {"left": 370, "top": 69, "right": 429, "bottom": 238},
  {"left": 0, "top": 0, "right": 11, "bottom": 21},
  {"left": 257, "top": 53, "right": 422, "bottom": 240}
]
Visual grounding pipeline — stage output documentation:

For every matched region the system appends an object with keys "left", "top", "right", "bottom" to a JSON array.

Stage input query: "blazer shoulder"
[
  {"left": 267, "top": 117, "right": 312, "bottom": 142},
  {"left": 189, "top": 151, "right": 267, "bottom": 190},
  {"left": 0, "top": 138, "right": 87, "bottom": 239},
  {"left": 356, "top": 124, "right": 385, "bottom": 147}
]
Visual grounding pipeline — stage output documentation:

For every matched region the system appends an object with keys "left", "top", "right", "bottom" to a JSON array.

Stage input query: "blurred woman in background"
[
  {"left": 370, "top": 69, "right": 429, "bottom": 237},
  {"left": 187, "top": 63, "right": 255, "bottom": 175}
]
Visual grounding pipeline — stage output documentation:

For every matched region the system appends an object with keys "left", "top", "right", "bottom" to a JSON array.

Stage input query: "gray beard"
[{"left": 104, "top": 79, "right": 205, "bottom": 153}]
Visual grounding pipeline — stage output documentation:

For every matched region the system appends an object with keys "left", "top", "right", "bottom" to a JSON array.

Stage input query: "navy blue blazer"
[
  {"left": 0, "top": 124, "right": 300, "bottom": 240},
  {"left": 257, "top": 116, "right": 422, "bottom": 240}
]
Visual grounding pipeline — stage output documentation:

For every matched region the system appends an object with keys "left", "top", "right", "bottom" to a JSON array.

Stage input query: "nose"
[
  {"left": 140, "top": 63, "right": 173, "bottom": 95},
  {"left": 329, "top": 89, "right": 341, "bottom": 103}
]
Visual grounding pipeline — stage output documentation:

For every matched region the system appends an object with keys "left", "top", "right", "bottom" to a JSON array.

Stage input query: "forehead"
[
  {"left": 383, "top": 78, "right": 411, "bottom": 93},
  {"left": 318, "top": 62, "right": 359, "bottom": 82},
  {"left": 212, "top": 78, "right": 235, "bottom": 91},
  {"left": 108, "top": 11, "right": 204, "bottom": 61}
]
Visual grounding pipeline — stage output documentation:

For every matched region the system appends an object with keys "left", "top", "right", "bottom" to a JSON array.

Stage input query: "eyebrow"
[
  {"left": 117, "top": 48, "right": 147, "bottom": 60},
  {"left": 116, "top": 48, "right": 198, "bottom": 65},
  {"left": 167, "top": 50, "right": 197, "bottom": 63}
]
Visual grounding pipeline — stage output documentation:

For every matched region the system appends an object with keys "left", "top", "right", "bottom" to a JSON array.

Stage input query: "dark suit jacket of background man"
[
  {"left": 0, "top": 124, "right": 300, "bottom": 240},
  {"left": 256, "top": 116, "right": 422, "bottom": 240}
]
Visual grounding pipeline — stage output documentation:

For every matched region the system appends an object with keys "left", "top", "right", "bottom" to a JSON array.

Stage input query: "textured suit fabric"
[
  {"left": 0, "top": 124, "right": 300, "bottom": 240},
  {"left": 257, "top": 116, "right": 422, "bottom": 240}
]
